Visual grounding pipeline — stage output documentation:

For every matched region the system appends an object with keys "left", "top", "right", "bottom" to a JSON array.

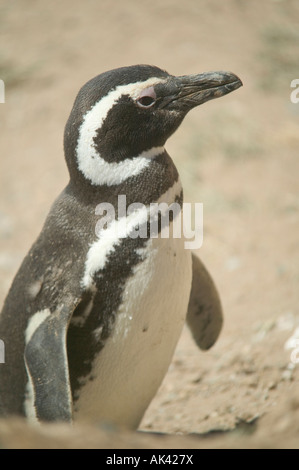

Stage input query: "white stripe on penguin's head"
[{"left": 76, "top": 77, "right": 166, "bottom": 186}]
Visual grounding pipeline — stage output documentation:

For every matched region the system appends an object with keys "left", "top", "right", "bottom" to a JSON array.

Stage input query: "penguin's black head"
[{"left": 64, "top": 64, "right": 242, "bottom": 186}]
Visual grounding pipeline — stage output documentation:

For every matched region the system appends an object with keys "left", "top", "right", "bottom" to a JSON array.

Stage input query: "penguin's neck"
[{"left": 67, "top": 150, "right": 181, "bottom": 209}]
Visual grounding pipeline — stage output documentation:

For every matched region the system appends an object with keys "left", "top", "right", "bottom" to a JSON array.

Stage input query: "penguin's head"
[{"left": 64, "top": 65, "right": 242, "bottom": 186}]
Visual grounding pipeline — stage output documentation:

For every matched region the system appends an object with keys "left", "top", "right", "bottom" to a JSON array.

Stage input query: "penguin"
[{"left": 0, "top": 65, "right": 242, "bottom": 428}]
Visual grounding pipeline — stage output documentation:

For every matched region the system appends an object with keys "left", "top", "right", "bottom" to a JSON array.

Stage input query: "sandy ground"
[{"left": 0, "top": 0, "right": 299, "bottom": 449}]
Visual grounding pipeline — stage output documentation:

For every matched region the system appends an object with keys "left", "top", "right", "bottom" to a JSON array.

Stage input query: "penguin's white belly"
[{"left": 73, "top": 227, "right": 192, "bottom": 428}]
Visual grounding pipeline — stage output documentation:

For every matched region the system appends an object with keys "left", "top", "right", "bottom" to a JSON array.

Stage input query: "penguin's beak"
[{"left": 162, "top": 71, "right": 242, "bottom": 112}]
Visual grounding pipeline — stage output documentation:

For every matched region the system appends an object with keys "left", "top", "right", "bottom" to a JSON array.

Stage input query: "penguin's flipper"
[
  {"left": 24, "top": 302, "right": 77, "bottom": 422},
  {"left": 186, "top": 253, "right": 223, "bottom": 350}
]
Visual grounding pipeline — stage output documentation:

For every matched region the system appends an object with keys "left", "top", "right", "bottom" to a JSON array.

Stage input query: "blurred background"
[{"left": 0, "top": 0, "right": 299, "bottom": 440}]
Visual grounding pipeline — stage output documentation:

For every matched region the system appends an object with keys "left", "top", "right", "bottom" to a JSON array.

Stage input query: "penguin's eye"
[
  {"left": 137, "top": 96, "right": 156, "bottom": 108},
  {"left": 136, "top": 86, "right": 157, "bottom": 108}
]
